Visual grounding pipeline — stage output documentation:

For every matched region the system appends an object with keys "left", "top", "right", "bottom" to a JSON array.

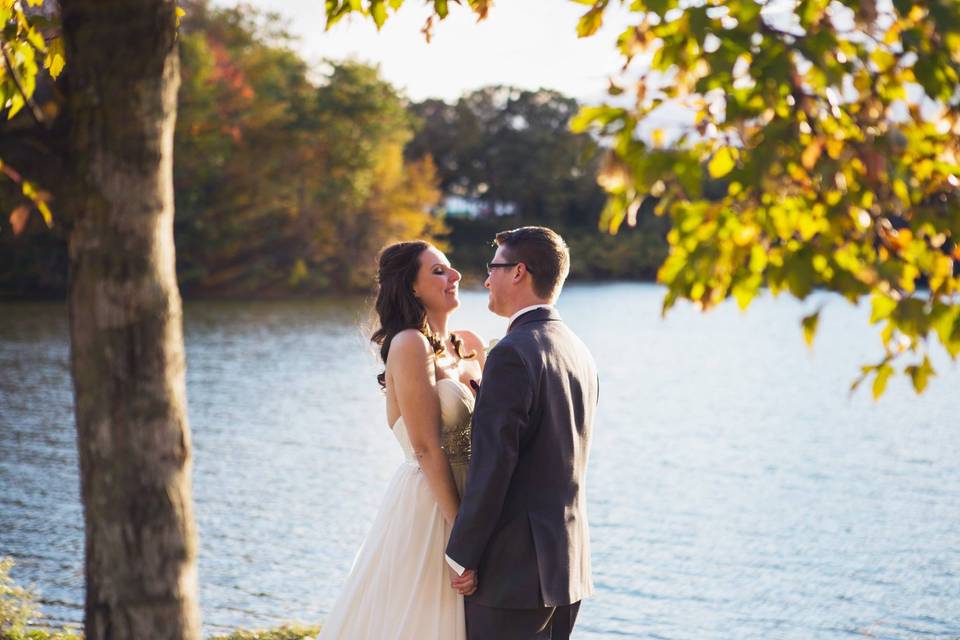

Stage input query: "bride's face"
[{"left": 413, "top": 246, "right": 461, "bottom": 313}]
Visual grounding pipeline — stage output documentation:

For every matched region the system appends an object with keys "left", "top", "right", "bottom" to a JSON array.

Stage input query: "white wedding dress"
[{"left": 318, "top": 377, "right": 475, "bottom": 640}]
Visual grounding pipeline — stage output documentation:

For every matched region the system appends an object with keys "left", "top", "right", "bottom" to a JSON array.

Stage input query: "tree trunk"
[{"left": 61, "top": 2, "right": 200, "bottom": 638}]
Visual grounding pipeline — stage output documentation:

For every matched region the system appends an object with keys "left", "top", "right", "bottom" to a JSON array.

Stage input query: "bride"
[{"left": 318, "top": 240, "right": 486, "bottom": 640}]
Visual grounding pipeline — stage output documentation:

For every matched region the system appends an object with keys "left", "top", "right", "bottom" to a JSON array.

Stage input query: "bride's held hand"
[{"left": 450, "top": 568, "right": 478, "bottom": 596}]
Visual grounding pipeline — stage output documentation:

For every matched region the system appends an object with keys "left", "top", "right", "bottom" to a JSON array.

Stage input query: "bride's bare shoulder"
[{"left": 388, "top": 330, "right": 432, "bottom": 362}]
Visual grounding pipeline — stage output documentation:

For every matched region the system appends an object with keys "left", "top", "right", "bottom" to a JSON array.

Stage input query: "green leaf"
[
  {"left": 931, "top": 305, "right": 960, "bottom": 358},
  {"left": 799, "top": 0, "right": 828, "bottom": 27},
  {"left": 569, "top": 105, "right": 625, "bottom": 132},
  {"left": 598, "top": 193, "right": 627, "bottom": 233},
  {"left": 433, "top": 0, "right": 448, "bottom": 19},
  {"left": 708, "top": 147, "right": 737, "bottom": 178}
]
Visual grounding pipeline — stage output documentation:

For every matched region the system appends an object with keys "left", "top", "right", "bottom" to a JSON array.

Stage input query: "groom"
[{"left": 446, "top": 226, "right": 599, "bottom": 639}]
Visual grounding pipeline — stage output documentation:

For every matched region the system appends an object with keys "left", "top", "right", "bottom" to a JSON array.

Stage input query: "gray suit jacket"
[{"left": 446, "top": 306, "right": 599, "bottom": 608}]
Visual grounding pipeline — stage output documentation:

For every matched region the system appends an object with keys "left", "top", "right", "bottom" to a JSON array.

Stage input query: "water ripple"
[{"left": 2, "top": 289, "right": 960, "bottom": 638}]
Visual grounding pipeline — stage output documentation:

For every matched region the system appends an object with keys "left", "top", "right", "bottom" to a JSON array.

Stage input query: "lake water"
[{"left": 1, "top": 283, "right": 959, "bottom": 639}]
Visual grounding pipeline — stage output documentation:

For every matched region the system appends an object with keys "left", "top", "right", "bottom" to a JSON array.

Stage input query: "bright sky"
[{"left": 212, "top": 0, "right": 636, "bottom": 103}]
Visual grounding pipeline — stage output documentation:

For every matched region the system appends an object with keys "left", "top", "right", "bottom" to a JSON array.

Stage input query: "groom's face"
[{"left": 484, "top": 245, "right": 512, "bottom": 316}]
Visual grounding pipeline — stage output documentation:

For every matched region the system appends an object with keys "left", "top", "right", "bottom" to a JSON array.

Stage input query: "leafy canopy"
[
  {"left": 326, "top": 0, "right": 960, "bottom": 398},
  {"left": 1, "top": 0, "right": 63, "bottom": 229}
]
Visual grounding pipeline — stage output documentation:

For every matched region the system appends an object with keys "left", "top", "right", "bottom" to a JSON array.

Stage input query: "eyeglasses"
[{"left": 485, "top": 261, "right": 534, "bottom": 275}]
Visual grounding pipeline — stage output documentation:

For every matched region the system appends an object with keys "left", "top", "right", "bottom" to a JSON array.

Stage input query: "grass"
[
  {"left": 1, "top": 624, "right": 321, "bottom": 640},
  {"left": 3, "top": 556, "right": 320, "bottom": 640},
  {"left": 1, "top": 627, "right": 320, "bottom": 640},
  {"left": 210, "top": 625, "right": 321, "bottom": 640}
]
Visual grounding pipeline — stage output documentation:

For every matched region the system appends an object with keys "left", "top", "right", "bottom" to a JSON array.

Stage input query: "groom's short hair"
[{"left": 494, "top": 226, "right": 570, "bottom": 301}]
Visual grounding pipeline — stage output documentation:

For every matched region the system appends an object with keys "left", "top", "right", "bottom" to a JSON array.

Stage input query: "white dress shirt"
[
  {"left": 444, "top": 303, "right": 555, "bottom": 576},
  {"left": 508, "top": 303, "right": 554, "bottom": 328}
]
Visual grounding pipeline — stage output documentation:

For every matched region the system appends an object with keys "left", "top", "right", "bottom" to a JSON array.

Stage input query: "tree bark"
[{"left": 61, "top": 2, "right": 200, "bottom": 638}]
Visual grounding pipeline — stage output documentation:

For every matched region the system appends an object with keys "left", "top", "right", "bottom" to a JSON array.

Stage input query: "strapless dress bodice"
[{"left": 392, "top": 378, "right": 474, "bottom": 464}]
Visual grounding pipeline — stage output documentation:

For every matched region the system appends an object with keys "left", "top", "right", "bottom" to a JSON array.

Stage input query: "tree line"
[{"left": 0, "top": 1, "right": 667, "bottom": 298}]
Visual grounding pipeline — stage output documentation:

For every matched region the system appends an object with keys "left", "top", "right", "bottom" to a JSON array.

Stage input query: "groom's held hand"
[{"left": 451, "top": 568, "right": 477, "bottom": 596}]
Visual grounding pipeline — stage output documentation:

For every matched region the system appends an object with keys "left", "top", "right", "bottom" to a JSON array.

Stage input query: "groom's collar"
[{"left": 507, "top": 304, "right": 559, "bottom": 332}]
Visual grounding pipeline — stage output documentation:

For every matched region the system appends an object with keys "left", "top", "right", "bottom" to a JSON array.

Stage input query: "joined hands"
[{"left": 450, "top": 568, "right": 478, "bottom": 596}]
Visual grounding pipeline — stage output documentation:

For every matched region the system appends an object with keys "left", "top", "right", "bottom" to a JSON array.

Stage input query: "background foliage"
[
  {"left": 326, "top": 0, "right": 960, "bottom": 396},
  {"left": 1, "top": 1, "right": 666, "bottom": 297}
]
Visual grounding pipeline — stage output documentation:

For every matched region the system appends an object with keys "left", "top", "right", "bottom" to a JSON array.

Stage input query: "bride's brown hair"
[{"left": 371, "top": 241, "right": 475, "bottom": 389}]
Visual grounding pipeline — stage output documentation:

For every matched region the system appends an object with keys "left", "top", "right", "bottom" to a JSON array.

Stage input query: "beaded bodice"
[
  {"left": 437, "top": 378, "right": 474, "bottom": 465},
  {"left": 391, "top": 378, "right": 474, "bottom": 466}
]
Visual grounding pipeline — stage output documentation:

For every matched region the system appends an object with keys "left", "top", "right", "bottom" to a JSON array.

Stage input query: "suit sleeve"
[{"left": 445, "top": 343, "right": 532, "bottom": 570}]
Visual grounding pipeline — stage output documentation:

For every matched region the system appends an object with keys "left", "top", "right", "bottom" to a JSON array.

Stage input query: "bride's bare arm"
[{"left": 388, "top": 330, "right": 460, "bottom": 525}]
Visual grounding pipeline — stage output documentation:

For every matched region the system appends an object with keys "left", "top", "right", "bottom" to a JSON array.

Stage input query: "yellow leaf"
[
  {"left": 749, "top": 245, "right": 767, "bottom": 273},
  {"left": 708, "top": 147, "right": 738, "bottom": 178},
  {"left": 906, "top": 356, "right": 935, "bottom": 394},
  {"left": 577, "top": 8, "right": 603, "bottom": 38},
  {"left": 44, "top": 38, "right": 66, "bottom": 79},
  {"left": 732, "top": 274, "right": 761, "bottom": 310},
  {"left": 651, "top": 128, "right": 664, "bottom": 148},
  {"left": 733, "top": 224, "right": 758, "bottom": 246},
  {"left": 36, "top": 199, "right": 52, "bottom": 227},
  {"left": 26, "top": 26, "right": 45, "bottom": 52},
  {"left": 908, "top": 5, "right": 926, "bottom": 21},
  {"left": 801, "top": 140, "right": 822, "bottom": 170},
  {"left": 872, "top": 364, "right": 893, "bottom": 399},
  {"left": 825, "top": 138, "right": 843, "bottom": 159},
  {"left": 870, "top": 294, "right": 897, "bottom": 323},
  {"left": 690, "top": 282, "right": 706, "bottom": 301},
  {"left": 892, "top": 178, "right": 910, "bottom": 205},
  {"left": 801, "top": 311, "right": 820, "bottom": 348},
  {"left": 8, "top": 93, "right": 24, "bottom": 119},
  {"left": 871, "top": 49, "right": 896, "bottom": 72}
]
